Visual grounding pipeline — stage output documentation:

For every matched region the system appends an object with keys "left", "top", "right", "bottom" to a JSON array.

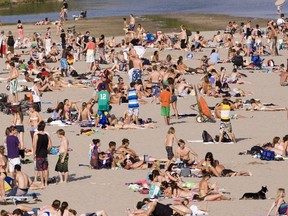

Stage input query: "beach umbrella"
[{"left": 4, "top": 176, "right": 13, "bottom": 192}]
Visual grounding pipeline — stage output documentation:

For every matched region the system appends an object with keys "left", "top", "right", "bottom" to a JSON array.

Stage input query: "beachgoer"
[
  {"left": 0, "top": 146, "right": 7, "bottom": 198},
  {"left": 6, "top": 126, "right": 20, "bottom": 178},
  {"left": 7, "top": 164, "right": 31, "bottom": 197},
  {"left": 17, "top": 20, "right": 24, "bottom": 39},
  {"left": 280, "top": 70, "right": 288, "bottom": 86},
  {"left": 13, "top": 106, "right": 25, "bottom": 153},
  {"left": 55, "top": 129, "right": 69, "bottom": 183},
  {"left": 196, "top": 152, "right": 220, "bottom": 177},
  {"left": 29, "top": 104, "right": 41, "bottom": 141},
  {"left": 217, "top": 98, "right": 236, "bottom": 144},
  {"left": 159, "top": 85, "right": 172, "bottom": 125},
  {"left": 175, "top": 139, "right": 198, "bottom": 166},
  {"left": 149, "top": 65, "right": 162, "bottom": 104},
  {"left": 81, "top": 36, "right": 96, "bottom": 72},
  {"left": 164, "top": 127, "right": 178, "bottom": 160},
  {"left": 33, "top": 121, "right": 52, "bottom": 188},
  {"left": 8, "top": 62, "right": 19, "bottom": 104},
  {"left": 127, "top": 81, "right": 139, "bottom": 125},
  {"left": 129, "top": 14, "right": 135, "bottom": 31},
  {"left": 95, "top": 83, "right": 110, "bottom": 127},
  {"left": 267, "top": 188, "right": 288, "bottom": 216},
  {"left": 31, "top": 78, "right": 42, "bottom": 112},
  {"left": 198, "top": 173, "right": 231, "bottom": 201}
]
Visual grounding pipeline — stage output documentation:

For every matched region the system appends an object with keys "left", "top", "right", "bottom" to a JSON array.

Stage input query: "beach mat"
[{"left": 187, "top": 140, "right": 215, "bottom": 145}]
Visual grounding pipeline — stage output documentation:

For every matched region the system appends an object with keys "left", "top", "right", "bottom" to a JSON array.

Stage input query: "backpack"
[
  {"left": 260, "top": 149, "right": 275, "bottom": 161},
  {"left": 186, "top": 29, "right": 192, "bottom": 37},
  {"left": 202, "top": 130, "right": 214, "bottom": 143},
  {"left": 249, "top": 145, "right": 263, "bottom": 155},
  {"left": 70, "top": 70, "right": 79, "bottom": 77},
  {"left": 214, "top": 131, "right": 232, "bottom": 143},
  {"left": 7, "top": 36, "right": 15, "bottom": 46}
]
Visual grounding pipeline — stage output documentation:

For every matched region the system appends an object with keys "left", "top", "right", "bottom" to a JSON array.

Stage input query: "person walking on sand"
[
  {"left": 164, "top": 127, "right": 178, "bottom": 160},
  {"left": 217, "top": 98, "right": 236, "bottom": 144},
  {"left": 55, "top": 129, "right": 69, "bottom": 183},
  {"left": 33, "top": 121, "right": 52, "bottom": 188},
  {"left": 160, "top": 85, "right": 172, "bottom": 125}
]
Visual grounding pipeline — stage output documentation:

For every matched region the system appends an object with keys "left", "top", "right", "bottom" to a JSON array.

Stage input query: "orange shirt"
[
  {"left": 160, "top": 90, "right": 172, "bottom": 107},
  {"left": 87, "top": 41, "right": 96, "bottom": 50}
]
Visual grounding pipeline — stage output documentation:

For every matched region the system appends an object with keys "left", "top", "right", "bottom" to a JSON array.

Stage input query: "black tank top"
[{"left": 36, "top": 133, "right": 49, "bottom": 158}]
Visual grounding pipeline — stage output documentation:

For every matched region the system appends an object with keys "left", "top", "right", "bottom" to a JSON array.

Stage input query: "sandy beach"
[{"left": 0, "top": 12, "right": 288, "bottom": 216}]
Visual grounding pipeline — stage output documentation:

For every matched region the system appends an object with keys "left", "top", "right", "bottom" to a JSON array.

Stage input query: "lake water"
[{"left": 0, "top": 0, "right": 286, "bottom": 23}]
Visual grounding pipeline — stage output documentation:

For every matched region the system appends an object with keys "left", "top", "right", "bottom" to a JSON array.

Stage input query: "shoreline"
[{"left": 1, "top": 13, "right": 270, "bottom": 37}]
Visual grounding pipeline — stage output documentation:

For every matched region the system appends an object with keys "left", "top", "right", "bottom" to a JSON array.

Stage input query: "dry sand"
[{"left": 0, "top": 14, "right": 288, "bottom": 216}]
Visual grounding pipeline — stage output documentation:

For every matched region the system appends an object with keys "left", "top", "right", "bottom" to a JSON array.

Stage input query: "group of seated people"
[
  {"left": 261, "top": 135, "right": 288, "bottom": 157},
  {"left": 197, "top": 67, "right": 252, "bottom": 97}
]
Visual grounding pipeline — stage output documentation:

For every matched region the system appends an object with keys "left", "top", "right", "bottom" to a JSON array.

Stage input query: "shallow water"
[{"left": 0, "top": 0, "right": 287, "bottom": 23}]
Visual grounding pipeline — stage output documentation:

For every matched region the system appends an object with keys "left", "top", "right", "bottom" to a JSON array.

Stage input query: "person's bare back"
[
  {"left": 16, "top": 171, "right": 31, "bottom": 189},
  {"left": 280, "top": 71, "right": 288, "bottom": 85}
]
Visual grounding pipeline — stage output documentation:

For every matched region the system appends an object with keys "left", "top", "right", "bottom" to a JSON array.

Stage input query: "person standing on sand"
[
  {"left": 8, "top": 61, "right": 19, "bottom": 104},
  {"left": 149, "top": 65, "right": 162, "bottom": 104},
  {"left": 217, "top": 98, "right": 236, "bottom": 144},
  {"left": 129, "top": 14, "right": 135, "bottom": 31},
  {"left": 131, "top": 54, "right": 143, "bottom": 83},
  {"left": 164, "top": 127, "right": 178, "bottom": 160},
  {"left": 55, "top": 129, "right": 69, "bottom": 183},
  {"left": 16, "top": 20, "right": 24, "bottom": 39},
  {"left": 33, "top": 121, "right": 52, "bottom": 188},
  {"left": 81, "top": 36, "right": 96, "bottom": 72},
  {"left": 6, "top": 126, "right": 20, "bottom": 179},
  {"left": 127, "top": 81, "right": 139, "bottom": 125},
  {"left": 159, "top": 85, "right": 172, "bottom": 125}
]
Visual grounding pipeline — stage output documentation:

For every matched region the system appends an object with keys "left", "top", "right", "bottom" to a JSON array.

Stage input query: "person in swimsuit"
[
  {"left": 0, "top": 146, "right": 7, "bottom": 198},
  {"left": 267, "top": 188, "right": 288, "bottom": 216},
  {"left": 196, "top": 152, "right": 220, "bottom": 177},
  {"left": 13, "top": 106, "right": 25, "bottom": 153},
  {"left": 63, "top": 98, "right": 79, "bottom": 120},
  {"left": 198, "top": 173, "right": 230, "bottom": 201},
  {"left": 29, "top": 104, "right": 41, "bottom": 141},
  {"left": 7, "top": 164, "right": 32, "bottom": 197},
  {"left": 55, "top": 129, "right": 69, "bottom": 183},
  {"left": 17, "top": 20, "right": 24, "bottom": 39}
]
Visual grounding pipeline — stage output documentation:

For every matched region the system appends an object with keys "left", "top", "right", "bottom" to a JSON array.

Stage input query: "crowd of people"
[{"left": 0, "top": 1, "right": 288, "bottom": 215}]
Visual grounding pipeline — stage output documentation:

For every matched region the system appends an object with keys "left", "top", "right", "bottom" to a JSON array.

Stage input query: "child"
[
  {"left": 89, "top": 139, "right": 101, "bottom": 169},
  {"left": 164, "top": 127, "right": 177, "bottom": 160},
  {"left": 160, "top": 85, "right": 172, "bottom": 125}
]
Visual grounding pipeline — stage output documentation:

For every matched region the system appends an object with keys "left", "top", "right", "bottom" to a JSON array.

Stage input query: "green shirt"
[{"left": 97, "top": 90, "right": 109, "bottom": 111}]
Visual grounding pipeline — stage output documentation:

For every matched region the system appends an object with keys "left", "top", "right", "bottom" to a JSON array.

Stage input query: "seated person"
[
  {"left": 197, "top": 173, "right": 231, "bottom": 201},
  {"left": 7, "top": 164, "right": 32, "bottom": 197},
  {"left": 196, "top": 152, "right": 220, "bottom": 177},
  {"left": 175, "top": 139, "right": 198, "bottom": 166}
]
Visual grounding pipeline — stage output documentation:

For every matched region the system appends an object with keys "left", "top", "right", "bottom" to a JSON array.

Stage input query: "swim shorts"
[{"left": 161, "top": 106, "right": 170, "bottom": 117}]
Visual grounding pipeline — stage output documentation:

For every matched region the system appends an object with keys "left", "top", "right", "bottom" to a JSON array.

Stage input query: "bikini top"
[{"left": 30, "top": 117, "right": 38, "bottom": 121}]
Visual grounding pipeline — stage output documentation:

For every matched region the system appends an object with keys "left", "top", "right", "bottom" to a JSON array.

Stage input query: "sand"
[{"left": 0, "top": 13, "right": 288, "bottom": 216}]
